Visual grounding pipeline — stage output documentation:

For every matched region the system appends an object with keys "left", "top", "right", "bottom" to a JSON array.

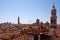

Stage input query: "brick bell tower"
[
  {"left": 50, "top": 4, "right": 57, "bottom": 29},
  {"left": 18, "top": 16, "right": 20, "bottom": 24}
]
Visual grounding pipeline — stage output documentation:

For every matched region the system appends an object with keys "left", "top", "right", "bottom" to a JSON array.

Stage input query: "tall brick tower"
[
  {"left": 50, "top": 4, "right": 57, "bottom": 29},
  {"left": 18, "top": 16, "right": 20, "bottom": 24}
]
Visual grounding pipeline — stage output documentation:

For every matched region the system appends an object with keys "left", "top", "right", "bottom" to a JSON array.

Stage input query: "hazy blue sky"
[{"left": 0, "top": 0, "right": 60, "bottom": 24}]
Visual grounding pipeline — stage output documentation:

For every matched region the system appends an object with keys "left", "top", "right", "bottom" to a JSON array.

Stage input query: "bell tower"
[{"left": 50, "top": 4, "right": 57, "bottom": 29}]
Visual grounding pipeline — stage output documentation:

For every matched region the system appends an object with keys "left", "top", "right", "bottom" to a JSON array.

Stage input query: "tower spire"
[
  {"left": 52, "top": 2, "right": 56, "bottom": 10},
  {"left": 53, "top": 2, "right": 55, "bottom": 8}
]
